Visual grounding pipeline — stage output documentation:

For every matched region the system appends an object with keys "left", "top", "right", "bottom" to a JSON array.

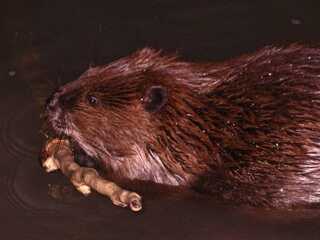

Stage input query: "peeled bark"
[{"left": 41, "top": 139, "right": 142, "bottom": 212}]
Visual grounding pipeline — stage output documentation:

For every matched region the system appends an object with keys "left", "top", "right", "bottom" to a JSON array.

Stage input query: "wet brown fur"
[{"left": 46, "top": 44, "right": 320, "bottom": 209}]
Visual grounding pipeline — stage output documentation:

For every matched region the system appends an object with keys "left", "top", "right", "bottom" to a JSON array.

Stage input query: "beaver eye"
[{"left": 87, "top": 95, "right": 98, "bottom": 105}]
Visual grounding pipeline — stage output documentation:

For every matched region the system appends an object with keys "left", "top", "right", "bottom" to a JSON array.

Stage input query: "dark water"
[{"left": 2, "top": 0, "right": 320, "bottom": 239}]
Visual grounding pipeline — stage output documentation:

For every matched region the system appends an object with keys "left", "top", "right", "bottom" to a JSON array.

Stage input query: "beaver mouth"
[
  {"left": 45, "top": 108, "right": 69, "bottom": 136},
  {"left": 51, "top": 118, "right": 67, "bottom": 134}
]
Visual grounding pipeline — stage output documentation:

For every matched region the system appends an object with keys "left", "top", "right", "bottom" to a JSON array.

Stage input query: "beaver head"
[{"left": 45, "top": 48, "right": 216, "bottom": 185}]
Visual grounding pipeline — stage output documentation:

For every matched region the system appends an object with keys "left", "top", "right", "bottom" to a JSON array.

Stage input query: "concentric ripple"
[
  {"left": 0, "top": 94, "right": 63, "bottom": 216},
  {"left": 0, "top": 100, "right": 40, "bottom": 160}
]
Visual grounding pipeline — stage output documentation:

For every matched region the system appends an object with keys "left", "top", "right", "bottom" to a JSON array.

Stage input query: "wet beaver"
[{"left": 45, "top": 44, "right": 320, "bottom": 209}]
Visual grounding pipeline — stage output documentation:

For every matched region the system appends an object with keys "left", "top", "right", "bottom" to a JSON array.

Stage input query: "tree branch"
[{"left": 41, "top": 139, "right": 142, "bottom": 212}]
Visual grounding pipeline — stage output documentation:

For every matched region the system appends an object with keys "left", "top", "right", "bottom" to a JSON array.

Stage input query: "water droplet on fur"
[
  {"left": 307, "top": 56, "right": 312, "bottom": 60},
  {"left": 268, "top": 72, "right": 272, "bottom": 76},
  {"left": 280, "top": 188, "right": 284, "bottom": 192},
  {"left": 186, "top": 113, "right": 192, "bottom": 117}
]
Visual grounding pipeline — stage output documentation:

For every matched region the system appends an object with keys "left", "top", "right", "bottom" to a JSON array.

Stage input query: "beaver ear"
[{"left": 143, "top": 86, "right": 168, "bottom": 113}]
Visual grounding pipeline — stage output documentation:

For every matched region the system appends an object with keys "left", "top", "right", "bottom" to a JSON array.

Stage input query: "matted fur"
[{"left": 46, "top": 44, "right": 320, "bottom": 208}]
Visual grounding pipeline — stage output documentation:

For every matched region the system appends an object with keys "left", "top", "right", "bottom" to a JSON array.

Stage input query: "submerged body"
[{"left": 46, "top": 44, "right": 320, "bottom": 208}]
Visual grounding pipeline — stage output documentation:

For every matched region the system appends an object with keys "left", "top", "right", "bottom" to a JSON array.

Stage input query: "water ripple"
[
  {"left": 0, "top": 96, "right": 62, "bottom": 216},
  {"left": 0, "top": 102, "right": 39, "bottom": 160}
]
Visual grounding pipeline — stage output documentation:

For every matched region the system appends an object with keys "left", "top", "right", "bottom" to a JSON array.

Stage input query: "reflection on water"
[{"left": 3, "top": 0, "right": 320, "bottom": 238}]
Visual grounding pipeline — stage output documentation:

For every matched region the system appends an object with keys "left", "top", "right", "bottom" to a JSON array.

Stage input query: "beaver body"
[{"left": 46, "top": 44, "right": 320, "bottom": 208}]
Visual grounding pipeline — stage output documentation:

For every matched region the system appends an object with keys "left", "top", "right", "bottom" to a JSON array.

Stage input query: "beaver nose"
[
  {"left": 46, "top": 87, "right": 78, "bottom": 113},
  {"left": 46, "top": 89, "right": 64, "bottom": 112},
  {"left": 46, "top": 96, "right": 57, "bottom": 112}
]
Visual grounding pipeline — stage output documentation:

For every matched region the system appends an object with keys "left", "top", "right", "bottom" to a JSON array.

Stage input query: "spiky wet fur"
[{"left": 45, "top": 44, "right": 320, "bottom": 208}]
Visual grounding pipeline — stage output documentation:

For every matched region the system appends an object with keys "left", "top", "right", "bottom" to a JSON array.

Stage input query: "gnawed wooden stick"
[{"left": 41, "top": 139, "right": 142, "bottom": 212}]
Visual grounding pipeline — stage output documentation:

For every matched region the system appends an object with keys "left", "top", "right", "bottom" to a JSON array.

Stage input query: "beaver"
[{"left": 45, "top": 44, "right": 320, "bottom": 209}]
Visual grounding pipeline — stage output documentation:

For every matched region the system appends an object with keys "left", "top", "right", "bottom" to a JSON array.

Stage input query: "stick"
[{"left": 41, "top": 139, "right": 142, "bottom": 212}]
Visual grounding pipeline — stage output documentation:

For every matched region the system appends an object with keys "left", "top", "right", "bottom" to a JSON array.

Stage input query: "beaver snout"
[
  {"left": 46, "top": 88, "right": 64, "bottom": 113},
  {"left": 46, "top": 87, "right": 79, "bottom": 114},
  {"left": 45, "top": 88, "right": 70, "bottom": 134}
]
